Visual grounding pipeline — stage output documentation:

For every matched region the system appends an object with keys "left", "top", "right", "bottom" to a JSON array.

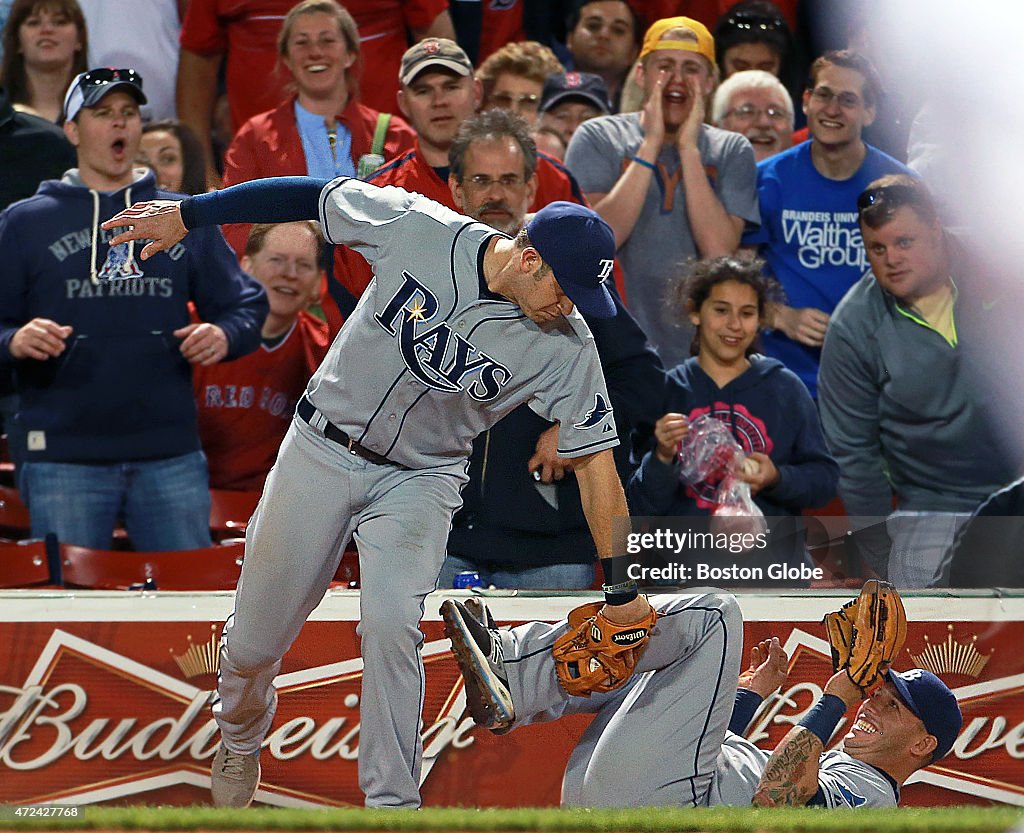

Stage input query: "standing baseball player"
[
  {"left": 442, "top": 587, "right": 962, "bottom": 807},
  {"left": 103, "top": 176, "right": 655, "bottom": 808}
]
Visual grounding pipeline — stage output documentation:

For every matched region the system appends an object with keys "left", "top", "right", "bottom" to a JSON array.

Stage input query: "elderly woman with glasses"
[{"left": 711, "top": 68, "right": 793, "bottom": 162}]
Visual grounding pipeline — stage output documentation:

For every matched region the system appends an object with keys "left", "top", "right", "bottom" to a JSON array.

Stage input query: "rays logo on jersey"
[
  {"left": 831, "top": 782, "right": 866, "bottom": 807},
  {"left": 376, "top": 271, "right": 512, "bottom": 401},
  {"left": 573, "top": 392, "right": 614, "bottom": 431},
  {"left": 97, "top": 241, "right": 144, "bottom": 281}
]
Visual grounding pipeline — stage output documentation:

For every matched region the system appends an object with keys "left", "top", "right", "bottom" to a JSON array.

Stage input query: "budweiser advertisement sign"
[{"left": 0, "top": 593, "right": 1021, "bottom": 807}]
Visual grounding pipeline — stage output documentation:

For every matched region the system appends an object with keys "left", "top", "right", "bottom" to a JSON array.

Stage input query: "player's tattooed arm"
[{"left": 752, "top": 727, "right": 823, "bottom": 807}]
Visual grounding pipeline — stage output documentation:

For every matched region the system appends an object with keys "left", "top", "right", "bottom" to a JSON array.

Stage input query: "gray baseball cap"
[{"left": 400, "top": 38, "right": 473, "bottom": 86}]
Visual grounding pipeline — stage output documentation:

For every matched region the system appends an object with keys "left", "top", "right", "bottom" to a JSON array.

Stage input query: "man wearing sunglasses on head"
[
  {"left": 818, "top": 176, "right": 1019, "bottom": 587},
  {"left": 0, "top": 67, "right": 267, "bottom": 553},
  {"left": 741, "top": 50, "right": 914, "bottom": 400}
]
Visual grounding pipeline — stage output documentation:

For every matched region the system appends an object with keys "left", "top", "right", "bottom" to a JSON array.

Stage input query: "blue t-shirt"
[{"left": 742, "top": 142, "right": 913, "bottom": 397}]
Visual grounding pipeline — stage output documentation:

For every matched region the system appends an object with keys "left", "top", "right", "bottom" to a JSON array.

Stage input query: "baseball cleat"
[
  {"left": 441, "top": 599, "right": 514, "bottom": 731},
  {"left": 211, "top": 745, "right": 261, "bottom": 808},
  {"left": 463, "top": 595, "right": 496, "bottom": 629}
]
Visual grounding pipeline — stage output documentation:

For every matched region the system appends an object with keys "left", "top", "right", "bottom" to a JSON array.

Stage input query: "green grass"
[{"left": 2, "top": 805, "right": 1021, "bottom": 833}]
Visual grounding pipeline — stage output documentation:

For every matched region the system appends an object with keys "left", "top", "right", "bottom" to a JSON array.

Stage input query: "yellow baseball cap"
[{"left": 639, "top": 16, "right": 716, "bottom": 67}]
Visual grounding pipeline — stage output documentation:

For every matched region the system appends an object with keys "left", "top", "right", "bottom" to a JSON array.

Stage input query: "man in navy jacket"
[{"left": 0, "top": 68, "right": 266, "bottom": 551}]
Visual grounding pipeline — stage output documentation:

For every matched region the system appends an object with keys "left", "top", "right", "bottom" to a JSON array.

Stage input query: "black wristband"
[{"left": 600, "top": 556, "right": 638, "bottom": 605}]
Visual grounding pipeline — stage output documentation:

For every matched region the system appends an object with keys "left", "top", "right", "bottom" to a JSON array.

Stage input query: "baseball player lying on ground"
[{"left": 442, "top": 582, "right": 962, "bottom": 807}]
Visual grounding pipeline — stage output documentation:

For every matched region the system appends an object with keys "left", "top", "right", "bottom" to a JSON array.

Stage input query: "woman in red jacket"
[{"left": 221, "top": 0, "right": 416, "bottom": 255}]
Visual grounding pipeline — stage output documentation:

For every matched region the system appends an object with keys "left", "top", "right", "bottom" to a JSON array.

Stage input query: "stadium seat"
[
  {"left": 0, "top": 536, "right": 60, "bottom": 588},
  {"left": 0, "top": 485, "right": 30, "bottom": 539},
  {"left": 209, "top": 489, "right": 260, "bottom": 540},
  {"left": 0, "top": 434, "right": 13, "bottom": 486},
  {"left": 60, "top": 540, "right": 245, "bottom": 591}
]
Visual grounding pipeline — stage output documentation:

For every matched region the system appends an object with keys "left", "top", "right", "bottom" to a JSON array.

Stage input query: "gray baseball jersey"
[
  {"left": 708, "top": 732, "right": 898, "bottom": 807},
  {"left": 496, "top": 592, "right": 898, "bottom": 808},
  {"left": 311, "top": 178, "right": 619, "bottom": 467},
  {"left": 211, "top": 177, "right": 619, "bottom": 810}
]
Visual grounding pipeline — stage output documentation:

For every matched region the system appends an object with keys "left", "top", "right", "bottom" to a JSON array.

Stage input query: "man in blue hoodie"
[{"left": 0, "top": 67, "right": 267, "bottom": 552}]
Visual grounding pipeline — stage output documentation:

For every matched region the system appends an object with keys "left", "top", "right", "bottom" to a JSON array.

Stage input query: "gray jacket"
[{"left": 819, "top": 273, "right": 1014, "bottom": 520}]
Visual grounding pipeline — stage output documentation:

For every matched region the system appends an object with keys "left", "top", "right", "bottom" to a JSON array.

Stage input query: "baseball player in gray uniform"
[
  {"left": 104, "top": 176, "right": 656, "bottom": 809},
  {"left": 443, "top": 593, "right": 962, "bottom": 808}
]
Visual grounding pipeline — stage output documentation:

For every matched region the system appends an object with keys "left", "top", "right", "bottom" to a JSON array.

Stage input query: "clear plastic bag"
[
  {"left": 714, "top": 473, "right": 767, "bottom": 528},
  {"left": 676, "top": 414, "right": 743, "bottom": 489},
  {"left": 677, "top": 415, "right": 768, "bottom": 541}
]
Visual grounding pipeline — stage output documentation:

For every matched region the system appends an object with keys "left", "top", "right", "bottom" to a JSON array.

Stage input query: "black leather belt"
[{"left": 297, "top": 396, "right": 407, "bottom": 469}]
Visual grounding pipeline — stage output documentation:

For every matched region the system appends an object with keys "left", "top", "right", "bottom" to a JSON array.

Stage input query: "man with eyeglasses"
[
  {"left": 332, "top": 38, "right": 588, "bottom": 303},
  {"left": 741, "top": 49, "right": 914, "bottom": 400},
  {"left": 439, "top": 108, "right": 662, "bottom": 590},
  {"left": 565, "top": 15, "right": 759, "bottom": 367},
  {"left": 712, "top": 69, "right": 794, "bottom": 162},
  {"left": 0, "top": 67, "right": 267, "bottom": 551},
  {"left": 819, "top": 176, "right": 1018, "bottom": 587}
]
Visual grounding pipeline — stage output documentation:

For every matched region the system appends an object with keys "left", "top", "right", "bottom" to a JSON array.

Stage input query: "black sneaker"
[
  {"left": 441, "top": 599, "right": 514, "bottom": 731},
  {"left": 463, "top": 595, "right": 496, "bottom": 629}
]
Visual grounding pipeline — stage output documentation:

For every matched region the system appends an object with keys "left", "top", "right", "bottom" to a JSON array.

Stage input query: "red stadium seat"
[
  {"left": 0, "top": 537, "right": 59, "bottom": 588},
  {"left": 209, "top": 489, "right": 260, "bottom": 540},
  {"left": 61, "top": 540, "right": 245, "bottom": 591},
  {"left": 0, "top": 485, "right": 30, "bottom": 539},
  {"left": 0, "top": 434, "right": 14, "bottom": 486}
]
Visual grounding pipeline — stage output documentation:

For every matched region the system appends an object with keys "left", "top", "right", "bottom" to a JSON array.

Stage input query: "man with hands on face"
[
  {"left": 564, "top": 16, "right": 759, "bottom": 367},
  {"left": 0, "top": 67, "right": 266, "bottom": 551}
]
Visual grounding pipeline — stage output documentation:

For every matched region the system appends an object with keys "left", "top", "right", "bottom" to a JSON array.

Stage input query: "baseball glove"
[
  {"left": 553, "top": 601, "right": 658, "bottom": 697},
  {"left": 823, "top": 579, "right": 907, "bottom": 692}
]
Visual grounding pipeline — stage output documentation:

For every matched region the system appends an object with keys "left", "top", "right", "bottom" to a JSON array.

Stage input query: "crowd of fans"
[{"left": 0, "top": 0, "right": 1017, "bottom": 590}]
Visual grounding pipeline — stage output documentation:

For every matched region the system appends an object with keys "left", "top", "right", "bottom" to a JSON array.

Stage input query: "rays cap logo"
[
  {"left": 63, "top": 67, "right": 146, "bottom": 123},
  {"left": 400, "top": 38, "right": 473, "bottom": 86},
  {"left": 526, "top": 202, "right": 617, "bottom": 319},
  {"left": 888, "top": 668, "right": 963, "bottom": 761}
]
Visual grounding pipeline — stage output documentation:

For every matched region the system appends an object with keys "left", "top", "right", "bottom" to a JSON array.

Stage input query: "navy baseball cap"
[
  {"left": 526, "top": 202, "right": 617, "bottom": 319},
  {"left": 63, "top": 67, "right": 146, "bottom": 122},
  {"left": 540, "top": 72, "right": 612, "bottom": 115},
  {"left": 888, "top": 669, "right": 963, "bottom": 761}
]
